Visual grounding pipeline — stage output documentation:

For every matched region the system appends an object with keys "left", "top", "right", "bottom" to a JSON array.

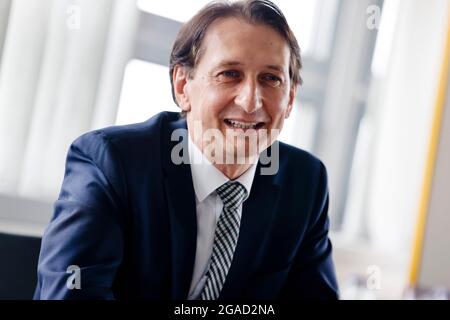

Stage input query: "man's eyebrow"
[
  {"left": 213, "top": 61, "right": 285, "bottom": 73},
  {"left": 266, "top": 65, "right": 284, "bottom": 73},
  {"left": 215, "top": 60, "right": 243, "bottom": 68}
]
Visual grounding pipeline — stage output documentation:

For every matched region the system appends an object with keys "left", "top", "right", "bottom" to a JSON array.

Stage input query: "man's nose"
[{"left": 234, "top": 78, "right": 263, "bottom": 113}]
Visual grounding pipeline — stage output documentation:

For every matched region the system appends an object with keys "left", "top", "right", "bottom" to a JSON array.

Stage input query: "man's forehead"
[
  {"left": 204, "top": 17, "right": 285, "bottom": 44},
  {"left": 199, "top": 17, "right": 290, "bottom": 69}
]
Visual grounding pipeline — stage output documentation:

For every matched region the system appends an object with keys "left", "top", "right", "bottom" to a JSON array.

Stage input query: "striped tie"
[{"left": 200, "top": 181, "right": 248, "bottom": 300}]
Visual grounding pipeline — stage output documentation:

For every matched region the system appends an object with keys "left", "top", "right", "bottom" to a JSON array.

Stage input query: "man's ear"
[
  {"left": 285, "top": 85, "right": 297, "bottom": 119},
  {"left": 173, "top": 65, "right": 191, "bottom": 112}
]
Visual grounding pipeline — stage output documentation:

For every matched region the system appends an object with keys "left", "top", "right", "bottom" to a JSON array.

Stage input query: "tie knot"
[{"left": 216, "top": 181, "right": 247, "bottom": 210}]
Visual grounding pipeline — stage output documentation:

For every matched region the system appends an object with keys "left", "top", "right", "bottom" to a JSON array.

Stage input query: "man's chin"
[{"left": 222, "top": 142, "right": 261, "bottom": 165}]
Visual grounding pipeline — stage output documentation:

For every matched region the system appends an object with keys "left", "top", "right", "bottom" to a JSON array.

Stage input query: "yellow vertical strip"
[{"left": 408, "top": 14, "right": 450, "bottom": 286}]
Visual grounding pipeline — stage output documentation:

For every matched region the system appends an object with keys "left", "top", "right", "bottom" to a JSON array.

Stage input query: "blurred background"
[{"left": 0, "top": 0, "right": 449, "bottom": 300}]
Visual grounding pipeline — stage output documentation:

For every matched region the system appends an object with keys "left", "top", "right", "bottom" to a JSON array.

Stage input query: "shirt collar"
[{"left": 188, "top": 135, "right": 258, "bottom": 203}]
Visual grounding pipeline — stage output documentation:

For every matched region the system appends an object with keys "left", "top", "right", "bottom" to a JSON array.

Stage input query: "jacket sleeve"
[
  {"left": 280, "top": 162, "right": 339, "bottom": 300},
  {"left": 34, "top": 131, "right": 126, "bottom": 300}
]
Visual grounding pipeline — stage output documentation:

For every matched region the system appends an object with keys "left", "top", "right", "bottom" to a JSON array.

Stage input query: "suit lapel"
[
  {"left": 219, "top": 160, "right": 281, "bottom": 299},
  {"left": 163, "top": 117, "right": 197, "bottom": 299}
]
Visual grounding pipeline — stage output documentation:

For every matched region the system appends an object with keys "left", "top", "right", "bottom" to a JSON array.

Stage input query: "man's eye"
[
  {"left": 219, "top": 70, "right": 241, "bottom": 79},
  {"left": 261, "top": 74, "right": 282, "bottom": 87}
]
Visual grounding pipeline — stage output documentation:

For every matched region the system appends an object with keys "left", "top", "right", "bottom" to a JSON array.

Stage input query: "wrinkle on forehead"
[{"left": 197, "top": 17, "right": 291, "bottom": 73}]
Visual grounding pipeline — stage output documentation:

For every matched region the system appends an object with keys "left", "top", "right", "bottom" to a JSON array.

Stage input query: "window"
[
  {"left": 137, "top": 0, "right": 211, "bottom": 22},
  {"left": 116, "top": 60, "right": 178, "bottom": 125},
  {"left": 279, "top": 102, "right": 317, "bottom": 151},
  {"left": 136, "top": 0, "right": 338, "bottom": 58}
]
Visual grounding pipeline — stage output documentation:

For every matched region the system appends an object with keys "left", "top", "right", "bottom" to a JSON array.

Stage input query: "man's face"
[{"left": 175, "top": 17, "right": 296, "bottom": 163}]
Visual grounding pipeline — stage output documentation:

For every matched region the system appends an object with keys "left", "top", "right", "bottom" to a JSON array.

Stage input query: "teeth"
[{"left": 228, "top": 120, "right": 258, "bottom": 129}]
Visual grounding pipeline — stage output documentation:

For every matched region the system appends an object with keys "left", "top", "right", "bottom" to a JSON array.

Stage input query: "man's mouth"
[{"left": 224, "top": 119, "right": 266, "bottom": 130}]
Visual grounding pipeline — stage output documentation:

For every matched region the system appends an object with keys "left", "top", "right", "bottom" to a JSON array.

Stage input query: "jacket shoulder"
[
  {"left": 274, "top": 141, "right": 328, "bottom": 205},
  {"left": 72, "top": 111, "right": 183, "bottom": 156},
  {"left": 278, "top": 141, "right": 326, "bottom": 173},
  {"left": 78, "top": 111, "right": 181, "bottom": 144}
]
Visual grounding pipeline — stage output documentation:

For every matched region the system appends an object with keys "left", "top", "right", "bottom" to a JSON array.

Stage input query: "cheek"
[
  {"left": 203, "top": 90, "right": 233, "bottom": 114},
  {"left": 266, "top": 101, "right": 288, "bottom": 122},
  {"left": 270, "top": 90, "right": 291, "bottom": 115},
  {"left": 191, "top": 92, "right": 230, "bottom": 126}
]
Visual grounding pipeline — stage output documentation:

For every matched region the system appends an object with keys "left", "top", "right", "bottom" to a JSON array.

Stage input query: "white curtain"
[{"left": 0, "top": 0, "right": 139, "bottom": 202}]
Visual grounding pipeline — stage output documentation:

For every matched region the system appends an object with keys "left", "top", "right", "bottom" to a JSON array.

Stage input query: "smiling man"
[{"left": 34, "top": 0, "right": 339, "bottom": 300}]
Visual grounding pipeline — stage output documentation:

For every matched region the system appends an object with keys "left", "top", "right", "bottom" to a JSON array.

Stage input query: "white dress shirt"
[{"left": 187, "top": 136, "right": 258, "bottom": 300}]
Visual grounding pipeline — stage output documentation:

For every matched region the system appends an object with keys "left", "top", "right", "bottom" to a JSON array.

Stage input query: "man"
[{"left": 34, "top": 0, "right": 338, "bottom": 300}]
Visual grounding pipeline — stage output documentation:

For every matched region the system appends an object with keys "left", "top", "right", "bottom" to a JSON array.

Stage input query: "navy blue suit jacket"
[{"left": 34, "top": 111, "right": 338, "bottom": 300}]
